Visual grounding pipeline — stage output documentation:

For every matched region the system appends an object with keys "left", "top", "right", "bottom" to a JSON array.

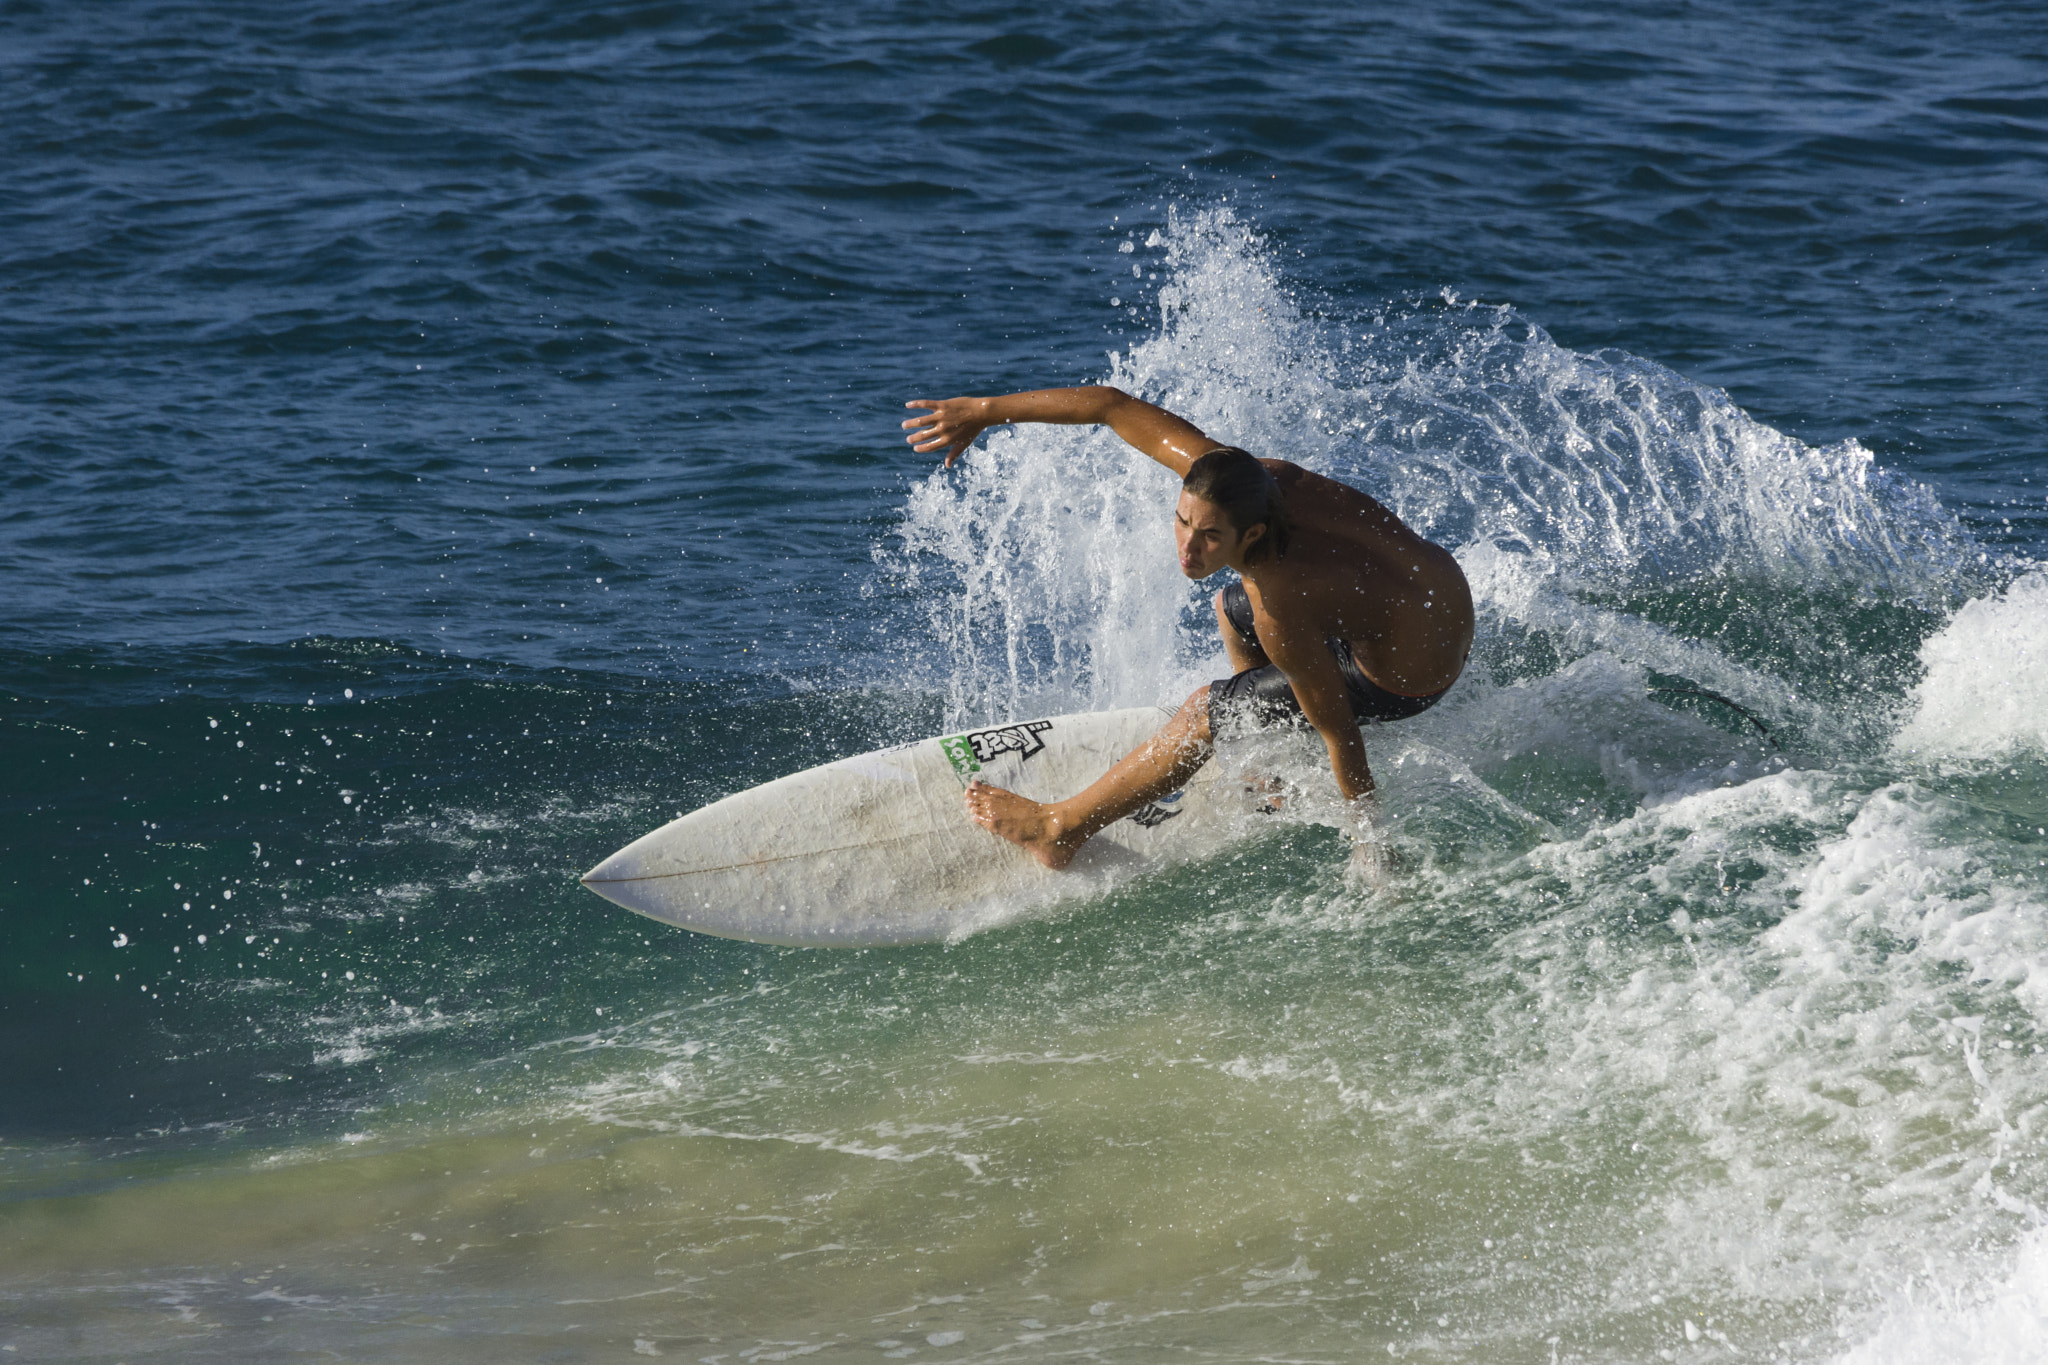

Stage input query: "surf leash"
[{"left": 1646, "top": 687, "right": 1784, "bottom": 753}]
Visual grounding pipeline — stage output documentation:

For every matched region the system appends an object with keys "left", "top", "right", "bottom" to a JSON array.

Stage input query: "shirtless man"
[{"left": 902, "top": 386, "right": 1473, "bottom": 877}]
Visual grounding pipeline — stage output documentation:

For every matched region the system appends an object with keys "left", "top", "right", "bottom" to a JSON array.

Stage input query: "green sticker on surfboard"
[{"left": 939, "top": 734, "right": 981, "bottom": 781}]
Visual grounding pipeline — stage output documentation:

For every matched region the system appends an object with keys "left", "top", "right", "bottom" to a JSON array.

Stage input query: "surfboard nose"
[
  {"left": 580, "top": 839, "right": 684, "bottom": 924},
  {"left": 580, "top": 853, "right": 637, "bottom": 914},
  {"left": 581, "top": 848, "right": 631, "bottom": 886}
]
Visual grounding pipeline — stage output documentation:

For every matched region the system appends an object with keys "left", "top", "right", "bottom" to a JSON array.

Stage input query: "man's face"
[{"left": 1175, "top": 492, "right": 1255, "bottom": 578}]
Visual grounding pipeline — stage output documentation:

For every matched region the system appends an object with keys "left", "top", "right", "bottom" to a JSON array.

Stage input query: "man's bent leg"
[{"left": 965, "top": 686, "right": 1216, "bottom": 870}]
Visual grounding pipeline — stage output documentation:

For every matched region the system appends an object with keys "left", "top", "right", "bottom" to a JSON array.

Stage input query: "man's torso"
[{"left": 1239, "top": 461, "right": 1474, "bottom": 696}]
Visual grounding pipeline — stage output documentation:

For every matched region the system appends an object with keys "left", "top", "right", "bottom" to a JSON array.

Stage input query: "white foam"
[
  {"left": 1894, "top": 568, "right": 2048, "bottom": 760},
  {"left": 885, "top": 204, "right": 1972, "bottom": 730},
  {"left": 1830, "top": 1227, "right": 2048, "bottom": 1365},
  {"left": 305, "top": 1000, "right": 460, "bottom": 1068},
  {"left": 1767, "top": 781, "right": 2048, "bottom": 1019}
]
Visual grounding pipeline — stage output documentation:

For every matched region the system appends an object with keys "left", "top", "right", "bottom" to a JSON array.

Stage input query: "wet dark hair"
[{"left": 1182, "top": 447, "right": 1291, "bottom": 563}]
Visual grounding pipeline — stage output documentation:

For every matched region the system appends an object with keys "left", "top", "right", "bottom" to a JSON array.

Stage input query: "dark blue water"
[
  {"left": 5, "top": 0, "right": 2042, "bottom": 666},
  {"left": 5, "top": 3, "right": 2047, "bottom": 1361}
]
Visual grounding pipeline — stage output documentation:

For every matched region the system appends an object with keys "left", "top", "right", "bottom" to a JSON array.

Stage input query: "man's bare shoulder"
[{"left": 1261, "top": 459, "right": 1394, "bottom": 520}]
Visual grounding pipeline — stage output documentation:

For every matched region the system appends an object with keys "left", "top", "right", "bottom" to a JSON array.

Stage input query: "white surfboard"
[{"left": 580, "top": 706, "right": 1263, "bottom": 947}]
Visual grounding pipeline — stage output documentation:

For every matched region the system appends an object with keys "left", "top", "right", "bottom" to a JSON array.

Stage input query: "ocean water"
[{"left": 4, "top": 2, "right": 2047, "bottom": 1362}]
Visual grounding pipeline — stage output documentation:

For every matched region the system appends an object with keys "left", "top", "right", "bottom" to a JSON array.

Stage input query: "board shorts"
[{"left": 1208, "top": 581, "right": 1450, "bottom": 734}]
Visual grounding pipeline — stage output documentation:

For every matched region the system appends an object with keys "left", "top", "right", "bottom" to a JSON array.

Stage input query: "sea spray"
[
  {"left": 886, "top": 206, "right": 1982, "bottom": 744},
  {"left": 886, "top": 209, "right": 1330, "bottom": 726}
]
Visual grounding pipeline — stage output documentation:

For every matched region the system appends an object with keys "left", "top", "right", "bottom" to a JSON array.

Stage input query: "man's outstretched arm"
[{"left": 903, "top": 387, "right": 1225, "bottom": 477}]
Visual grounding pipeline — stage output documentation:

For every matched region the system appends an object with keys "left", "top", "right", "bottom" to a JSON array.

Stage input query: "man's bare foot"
[{"left": 964, "top": 778, "right": 1080, "bottom": 870}]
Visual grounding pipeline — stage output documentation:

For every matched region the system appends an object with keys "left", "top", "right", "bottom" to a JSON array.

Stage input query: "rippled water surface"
[{"left": 4, "top": 3, "right": 2047, "bottom": 1362}]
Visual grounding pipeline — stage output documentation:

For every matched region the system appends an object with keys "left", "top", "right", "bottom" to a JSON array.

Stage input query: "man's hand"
[
  {"left": 1344, "top": 832, "right": 1399, "bottom": 891},
  {"left": 1343, "top": 794, "right": 1399, "bottom": 891},
  {"left": 903, "top": 397, "right": 995, "bottom": 468}
]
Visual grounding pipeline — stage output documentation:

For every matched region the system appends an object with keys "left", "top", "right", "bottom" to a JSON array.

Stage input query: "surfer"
[{"left": 903, "top": 386, "right": 1473, "bottom": 880}]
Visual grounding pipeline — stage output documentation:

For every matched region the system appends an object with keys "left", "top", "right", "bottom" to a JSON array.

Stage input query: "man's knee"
[{"left": 1181, "top": 684, "right": 1214, "bottom": 745}]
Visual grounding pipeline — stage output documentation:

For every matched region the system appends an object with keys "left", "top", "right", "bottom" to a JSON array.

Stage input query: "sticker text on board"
[{"left": 960, "top": 719, "right": 1055, "bottom": 766}]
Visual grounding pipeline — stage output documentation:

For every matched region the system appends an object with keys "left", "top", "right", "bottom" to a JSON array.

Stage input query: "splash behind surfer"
[{"left": 903, "top": 387, "right": 1472, "bottom": 880}]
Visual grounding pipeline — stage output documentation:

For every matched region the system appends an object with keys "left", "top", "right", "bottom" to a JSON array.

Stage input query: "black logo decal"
[{"left": 963, "top": 719, "right": 1054, "bottom": 766}]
